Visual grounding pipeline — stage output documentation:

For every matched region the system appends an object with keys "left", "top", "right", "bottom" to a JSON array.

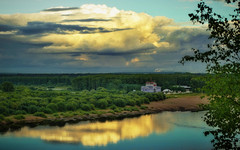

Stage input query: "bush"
[
  {"left": 27, "top": 105, "right": 38, "bottom": 114},
  {"left": 47, "top": 103, "right": 58, "bottom": 113},
  {"left": 109, "top": 105, "right": 117, "bottom": 110},
  {"left": 42, "top": 108, "right": 52, "bottom": 114},
  {"left": 127, "top": 99, "right": 136, "bottom": 106},
  {"left": 0, "top": 114, "right": 5, "bottom": 121},
  {"left": 130, "top": 106, "right": 139, "bottom": 111},
  {"left": 14, "top": 115, "right": 25, "bottom": 120},
  {"left": 81, "top": 104, "right": 92, "bottom": 111},
  {"left": 140, "top": 105, "right": 148, "bottom": 110},
  {"left": 96, "top": 99, "right": 108, "bottom": 109},
  {"left": 135, "top": 99, "right": 142, "bottom": 106},
  {"left": 34, "top": 112, "right": 47, "bottom": 118},
  {"left": 0, "top": 106, "right": 9, "bottom": 116},
  {"left": 1, "top": 82, "right": 14, "bottom": 92},
  {"left": 113, "top": 99, "right": 126, "bottom": 107},
  {"left": 14, "top": 110, "right": 27, "bottom": 115},
  {"left": 113, "top": 107, "right": 123, "bottom": 113},
  {"left": 57, "top": 102, "right": 66, "bottom": 111},
  {"left": 66, "top": 102, "right": 77, "bottom": 111},
  {"left": 142, "top": 97, "right": 150, "bottom": 104}
]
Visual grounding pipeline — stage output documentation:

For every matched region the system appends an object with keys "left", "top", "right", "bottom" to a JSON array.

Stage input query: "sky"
[{"left": 0, "top": 0, "right": 236, "bottom": 73}]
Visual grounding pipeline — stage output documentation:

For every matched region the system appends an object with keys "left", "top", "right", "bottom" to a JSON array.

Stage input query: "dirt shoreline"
[{"left": 0, "top": 95, "right": 208, "bottom": 133}]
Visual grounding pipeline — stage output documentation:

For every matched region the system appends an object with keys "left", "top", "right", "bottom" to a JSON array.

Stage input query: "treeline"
[
  {"left": 0, "top": 73, "right": 205, "bottom": 92},
  {"left": 72, "top": 73, "right": 205, "bottom": 92},
  {"left": 0, "top": 87, "right": 165, "bottom": 117},
  {"left": 0, "top": 74, "right": 74, "bottom": 86}
]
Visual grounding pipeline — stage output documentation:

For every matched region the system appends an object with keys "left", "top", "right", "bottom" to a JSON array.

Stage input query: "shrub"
[
  {"left": 113, "top": 99, "right": 126, "bottom": 107},
  {"left": 135, "top": 99, "right": 142, "bottom": 106},
  {"left": 0, "top": 114, "right": 5, "bottom": 121},
  {"left": 57, "top": 102, "right": 66, "bottom": 111},
  {"left": 108, "top": 110, "right": 115, "bottom": 114},
  {"left": 142, "top": 97, "right": 150, "bottom": 104},
  {"left": 14, "top": 115, "right": 25, "bottom": 120},
  {"left": 14, "top": 110, "right": 27, "bottom": 115},
  {"left": 47, "top": 103, "right": 58, "bottom": 113},
  {"left": 140, "top": 105, "right": 148, "bottom": 110},
  {"left": 42, "top": 108, "right": 52, "bottom": 114},
  {"left": 113, "top": 107, "right": 123, "bottom": 113},
  {"left": 66, "top": 102, "right": 77, "bottom": 111},
  {"left": 34, "top": 112, "right": 47, "bottom": 118},
  {"left": 131, "top": 106, "right": 139, "bottom": 111},
  {"left": 109, "top": 105, "right": 117, "bottom": 110},
  {"left": 96, "top": 99, "right": 108, "bottom": 109},
  {"left": 27, "top": 105, "right": 38, "bottom": 114},
  {"left": 127, "top": 99, "right": 136, "bottom": 106},
  {"left": 52, "top": 113, "right": 59, "bottom": 117},
  {"left": 1, "top": 82, "right": 14, "bottom": 92},
  {"left": 0, "top": 106, "right": 9, "bottom": 116},
  {"left": 81, "top": 104, "right": 91, "bottom": 111}
]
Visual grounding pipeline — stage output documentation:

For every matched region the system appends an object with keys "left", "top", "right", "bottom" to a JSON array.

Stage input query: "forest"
[
  {"left": 0, "top": 73, "right": 204, "bottom": 121},
  {"left": 0, "top": 73, "right": 205, "bottom": 92}
]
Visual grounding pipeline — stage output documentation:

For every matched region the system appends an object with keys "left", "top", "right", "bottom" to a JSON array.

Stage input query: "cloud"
[
  {"left": 0, "top": 4, "right": 210, "bottom": 73},
  {"left": 131, "top": 58, "right": 140, "bottom": 63},
  {"left": 4, "top": 114, "right": 173, "bottom": 146},
  {"left": 0, "top": 4, "right": 172, "bottom": 54},
  {"left": 43, "top": 7, "right": 79, "bottom": 12},
  {"left": 0, "top": 21, "right": 132, "bottom": 35},
  {"left": 63, "top": 18, "right": 112, "bottom": 22}
]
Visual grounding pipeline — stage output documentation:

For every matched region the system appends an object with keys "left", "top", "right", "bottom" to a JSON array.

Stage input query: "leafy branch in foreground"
[{"left": 180, "top": 0, "right": 240, "bottom": 149}]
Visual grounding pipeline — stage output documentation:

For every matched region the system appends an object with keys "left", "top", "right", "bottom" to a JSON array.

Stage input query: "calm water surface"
[{"left": 0, "top": 111, "right": 213, "bottom": 150}]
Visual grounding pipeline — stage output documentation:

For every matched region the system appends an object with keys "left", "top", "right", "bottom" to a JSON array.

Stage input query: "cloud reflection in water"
[{"left": 5, "top": 113, "right": 174, "bottom": 146}]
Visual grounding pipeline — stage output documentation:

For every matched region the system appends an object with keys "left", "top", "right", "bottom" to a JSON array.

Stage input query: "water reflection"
[{"left": 4, "top": 112, "right": 175, "bottom": 146}]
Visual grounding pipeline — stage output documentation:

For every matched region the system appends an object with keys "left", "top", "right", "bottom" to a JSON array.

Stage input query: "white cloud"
[{"left": 0, "top": 4, "right": 209, "bottom": 71}]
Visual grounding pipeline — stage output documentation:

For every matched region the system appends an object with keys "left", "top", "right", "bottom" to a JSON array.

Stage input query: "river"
[{"left": 0, "top": 111, "right": 213, "bottom": 150}]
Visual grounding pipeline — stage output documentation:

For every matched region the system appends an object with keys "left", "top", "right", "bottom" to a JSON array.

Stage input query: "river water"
[{"left": 0, "top": 111, "right": 213, "bottom": 150}]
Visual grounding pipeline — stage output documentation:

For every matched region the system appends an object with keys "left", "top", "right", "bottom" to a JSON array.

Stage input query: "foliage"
[
  {"left": 181, "top": 0, "right": 240, "bottom": 149},
  {"left": 0, "top": 114, "right": 4, "bottom": 121},
  {"left": 34, "top": 112, "right": 47, "bottom": 118},
  {"left": 71, "top": 73, "right": 202, "bottom": 91},
  {"left": 1, "top": 82, "right": 14, "bottom": 92},
  {"left": 0, "top": 86, "right": 166, "bottom": 118},
  {"left": 14, "top": 115, "right": 25, "bottom": 120},
  {"left": 0, "top": 73, "right": 205, "bottom": 93},
  {"left": 140, "top": 105, "right": 148, "bottom": 110}
]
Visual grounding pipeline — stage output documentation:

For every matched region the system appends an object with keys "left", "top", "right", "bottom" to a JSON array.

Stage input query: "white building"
[
  {"left": 163, "top": 89, "right": 172, "bottom": 94},
  {"left": 141, "top": 82, "right": 161, "bottom": 93}
]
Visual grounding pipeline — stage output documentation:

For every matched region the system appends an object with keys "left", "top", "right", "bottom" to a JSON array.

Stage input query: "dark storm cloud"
[
  {"left": 0, "top": 34, "right": 51, "bottom": 54},
  {"left": 43, "top": 7, "right": 79, "bottom": 12},
  {"left": 0, "top": 24, "right": 15, "bottom": 31},
  {"left": 18, "top": 22, "right": 99, "bottom": 35},
  {"left": 164, "top": 28, "right": 210, "bottom": 52},
  {"left": 63, "top": 18, "right": 112, "bottom": 22},
  {"left": 40, "top": 46, "right": 155, "bottom": 57},
  {"left": 0, "top": 22, "right": 132, "bottom": 35},
  {"left": 0, "top": 34, "right": 53, "bottom": 73}
]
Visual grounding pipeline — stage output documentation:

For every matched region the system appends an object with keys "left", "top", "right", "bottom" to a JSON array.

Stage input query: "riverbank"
[{"left": 0, "top": 95, "right": 208, "bottom": 132}]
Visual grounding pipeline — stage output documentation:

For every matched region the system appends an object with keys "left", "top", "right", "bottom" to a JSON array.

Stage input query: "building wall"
[{"left": 141, "top": 86, "right": 161, "bottom": 93}]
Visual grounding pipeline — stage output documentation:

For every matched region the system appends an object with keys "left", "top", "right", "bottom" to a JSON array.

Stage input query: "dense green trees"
[
  {"left": 181, "top": 0, "right": 240, "bottom": 149},
  {"left": 0, "top": 86, "right": 166, "bottom": 117}
]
